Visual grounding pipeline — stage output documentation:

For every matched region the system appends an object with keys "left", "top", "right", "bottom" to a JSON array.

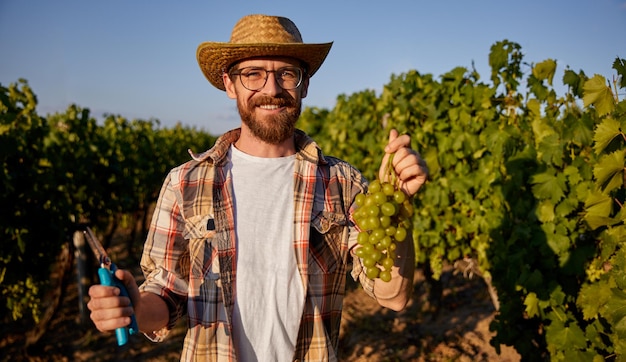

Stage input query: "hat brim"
[{"left": 197, "top": 42, "right": 333, "bottom": 91}]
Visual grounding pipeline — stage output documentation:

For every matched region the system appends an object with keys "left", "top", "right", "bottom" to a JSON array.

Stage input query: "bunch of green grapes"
[{"left": 353, "top": 156, "right": 414, "bottom": 282}]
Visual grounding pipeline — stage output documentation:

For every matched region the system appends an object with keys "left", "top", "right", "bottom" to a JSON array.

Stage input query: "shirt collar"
[{"left": 187, "top": 128, "right": 328, "bottom": 165}]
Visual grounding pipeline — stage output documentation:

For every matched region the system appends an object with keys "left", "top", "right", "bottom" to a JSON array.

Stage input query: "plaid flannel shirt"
[{"left": 139, "top": 128, "right": 375, "bottom": 361}]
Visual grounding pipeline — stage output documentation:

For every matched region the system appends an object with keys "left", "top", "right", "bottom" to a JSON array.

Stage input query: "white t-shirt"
[{"left": 229, "top": 145, "right": 305, "bottom": 361}]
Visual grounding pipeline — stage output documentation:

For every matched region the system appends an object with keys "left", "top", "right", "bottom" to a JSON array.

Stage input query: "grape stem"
[{"left": 387, "top": 152, "right": 397, "bottom": 189}]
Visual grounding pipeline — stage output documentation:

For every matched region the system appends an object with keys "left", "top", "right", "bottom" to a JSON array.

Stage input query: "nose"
[{"left": 260, "top": 71, "right": 282, "bottom": 96}]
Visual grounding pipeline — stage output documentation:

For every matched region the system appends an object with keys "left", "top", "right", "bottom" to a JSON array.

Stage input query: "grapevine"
[{"left": 353, "top": 153, "right": 414, "bottom": 282}]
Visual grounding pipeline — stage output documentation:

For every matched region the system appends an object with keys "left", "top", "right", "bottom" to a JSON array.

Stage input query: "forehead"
[{"left": 232, "top": 56, "right": 304, "bottom": 69}]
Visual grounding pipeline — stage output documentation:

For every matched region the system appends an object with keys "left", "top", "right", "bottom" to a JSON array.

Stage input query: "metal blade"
[{"left": 83, "top": 227, "right": 111, "bottom": 268}]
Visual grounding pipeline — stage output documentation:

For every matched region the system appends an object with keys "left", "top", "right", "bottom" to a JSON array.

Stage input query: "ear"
[{"left": 223, "top": 73, "right": 237, "bottom": 99}]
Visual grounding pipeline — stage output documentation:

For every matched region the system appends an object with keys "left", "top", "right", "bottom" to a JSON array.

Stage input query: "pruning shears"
[{"left": 83, "top": 227, "right": 138, "bottom": 346}]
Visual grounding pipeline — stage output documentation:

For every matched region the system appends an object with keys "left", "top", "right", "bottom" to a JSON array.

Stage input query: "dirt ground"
[{"left": 1, "top": 235, "right": 521, "bottom": 362}]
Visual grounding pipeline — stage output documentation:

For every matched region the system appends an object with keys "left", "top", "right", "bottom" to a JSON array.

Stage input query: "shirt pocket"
[
  {"left": 185, "top": 214, "right": 220, "bottom": 281},
  {"left": 308, "top": 211, "right": 347, "bottom": 275},
  {"left": 185, "top": 215, "right": 224, "bottom": 327}
]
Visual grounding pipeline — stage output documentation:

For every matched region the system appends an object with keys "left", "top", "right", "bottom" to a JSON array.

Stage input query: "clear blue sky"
[{"left": 1, "top": 0, "right": 624, "bottom": 135}]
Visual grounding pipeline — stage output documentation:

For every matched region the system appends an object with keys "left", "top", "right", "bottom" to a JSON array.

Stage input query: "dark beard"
[{"left": 237, "top": 95, "right": 301, "bottom": 145}]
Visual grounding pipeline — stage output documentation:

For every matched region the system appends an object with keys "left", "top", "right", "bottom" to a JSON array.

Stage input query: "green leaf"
[
  {"left": 593, "top": 149, "right": 626, "bottom": 192},
  {"left": 546, "top": 232, "right": 572, "bottom": 256},
  {"left": 563, "top": 69, "right": 585, "bottom": 98},
  {"left": 524, "top": 292, "right": 540, "bottom": 318},
  {"left": 563, "top": 349, "right": 601, "bottom": 362},
  {"left": 592, "top": 117, "right": 623, "bottom": 154},
  {"left": 584, "top": 190, "right": 613, "bottom": 217},
  {"left": 613, "top": 57, "right": 626, "bottom": 89},
  {"left": 531, "top": 171, "right": 566, "bottom": 203},
  {"left": 583, "top": 74, "right": 615, "bottom": 116},
  {"left": 537, "top": 200, "right": 555, "bottom": 222},
  {"left": 583, "top": 190, "right": 614, "bottom": 229},
  {"left": 546, "top": 310, "right": 588, "bottom": 352},
  {"left": 603, "top": 288, "right": 626, "bottom": 339},
  {"left": 577, "top": 282, "right": 611, "bottom": 320},
  {"left": 565, "top": 114, "right": 594, "bottom": 147},
  {"left": 532, "top": 59, "right": 557, "bottom": 85},
  {"left": 538, "top": 134, "right": 565, "bottom": 167}
]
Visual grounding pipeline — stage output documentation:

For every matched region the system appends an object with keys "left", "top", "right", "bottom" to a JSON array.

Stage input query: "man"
[{"left": 88, "top": 14, "right": 428, "bottom": 361}]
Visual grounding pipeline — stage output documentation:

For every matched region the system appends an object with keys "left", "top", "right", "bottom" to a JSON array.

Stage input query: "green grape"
[
  {"left": 370, "top": 228, "right": 386, "bottom": 242},
  {"left": 379, "top": 236, "right": 392, "bottom": 248},
  {"left": 381, "top": 202, "right": 396, "bottom": 216},
  {"left": 368, "top": 180, "right": 381, "bottom": 193},
  {"left": 353, "top": 209, "right": 365, "bottom": 224},
  {"left": 355, "top": 193, "right": 366, "bottom": 207},
  {"left": 393, "top": 190, "right": 406, "bottom": 204},
  {"left": 370, "top": 249, "right": 383, "bottom": 262},
  {"left": 352, "top": 154, "right": 414, "bottom": 283},
  {"left": 394, "top": 226, "right": 407, "bottom": 242},
  {"left": 361, "top": 243, "right": 375, "bottom": 255},
  {"left": 357, "top": 231, "right": 370, "bottom": 245},
  {"left": 366, "top": 267, "right": 380, "bottom": 279},
  {"left": 367, "top": 216, "right": 381, "bottom": 229},
  {"left": 373, "top": 191, "right": 387, "bottom": 205},
  {"left": 366, "top": 204, "right": 379, "bottom": 217},
  {"left": 363, "top": 256, "right": 377, "bottom": 268},
  {"left": 381, "top": 257, "right": 394, "bottom": 271},
  {"left": 379, "top": 215, "right": 391, "bottom": 228},
  {"left": 369, "top": 233, "right": 382, "bottom": 245},
  {"left": 379, "top": 270, "right": 392, "bottom": 282},
  {"left": 382, "top": 182, "right": 395, "bottom": 196},
  {"left": 355, "top": 216, "right": 368, "bottom": 231}
]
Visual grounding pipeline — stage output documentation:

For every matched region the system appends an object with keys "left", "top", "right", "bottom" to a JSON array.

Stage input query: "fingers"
[
  {"left": 394, "top": 148, "right": 421, "bottom": 178},
  {"left": 115, "top": 269, "right": 141, "bottom": 307},
  {"left": 384, "top": 130, "right": 410, "bottom": 154},
  {"left": 380, "top": 129, "right": 429, "bottom": 197},
  {"left": 87, "top": 281, "right": 134, "bottom": 333}
]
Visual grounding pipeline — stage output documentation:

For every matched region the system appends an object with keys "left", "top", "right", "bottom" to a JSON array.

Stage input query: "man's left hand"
[{"left": 379, "top": 129, "right": 428, "bottom": 198}]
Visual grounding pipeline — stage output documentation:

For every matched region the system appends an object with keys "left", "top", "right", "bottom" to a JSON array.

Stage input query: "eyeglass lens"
[{"left": 233, "top": 67, "right": 303, "bottom": 91}]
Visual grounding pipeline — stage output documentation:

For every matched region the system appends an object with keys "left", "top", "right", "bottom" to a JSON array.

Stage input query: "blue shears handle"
[{"left": 98, "top": 265, "right": 139, "bottom": 346}]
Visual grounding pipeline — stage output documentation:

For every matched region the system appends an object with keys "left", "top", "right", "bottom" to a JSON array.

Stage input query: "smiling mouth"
[{"left": 259, "top": 104, "right": 282, "bottom": 110}]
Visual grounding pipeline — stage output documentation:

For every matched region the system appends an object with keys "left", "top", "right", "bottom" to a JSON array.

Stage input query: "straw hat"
[{"left": 197, "top": 14, "right": 333, "bottom": 91}]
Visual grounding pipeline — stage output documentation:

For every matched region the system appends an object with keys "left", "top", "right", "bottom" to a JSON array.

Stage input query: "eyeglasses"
[{"left": 229, "top": 66, "right": 304, "bottom": 91}]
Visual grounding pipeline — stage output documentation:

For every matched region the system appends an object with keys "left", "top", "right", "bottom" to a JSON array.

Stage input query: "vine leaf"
[
  {"left": 613, "top": 58, "right": 626, "bottom": 89},
  {"left": 577, "top": 282, "right": 611, "bottom": 320},
  {"left": 546, "top": 311, "right": 588, "bottom": 351},
  {"left": 531, "top": 171, "right": 566, "bottom": 203},
  {"left": 592, "top": 117, "right": 623, "bottom": 154},
  {"left": 524, "top": 292, "right": 540, "bottom": 318},
  {"left": 593, "top": 149, "right": 626, "bottom": 192},
  {"left": 583, "top": 75, "right": 615, "bottom": 116},
  {"left": 537, "top": 200, "right": 555, "bottom": 222},
  {"left": 532, "top": 59, "right": 557, "bottom": 86},
  {"left": 583, "top": 190, "right": 614, "bottom": 229},
  {"left": 603, "top": 288, "right": 626, "bottom": 340}
]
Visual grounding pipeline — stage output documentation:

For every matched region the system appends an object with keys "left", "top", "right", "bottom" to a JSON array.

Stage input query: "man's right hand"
[{"left": 87, "top": 268, "right": 139, "bottom": 333}]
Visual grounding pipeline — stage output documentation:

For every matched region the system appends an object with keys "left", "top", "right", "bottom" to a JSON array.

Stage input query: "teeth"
[{"left": 259, "top": 104, "right": 280, "bottom": 110}]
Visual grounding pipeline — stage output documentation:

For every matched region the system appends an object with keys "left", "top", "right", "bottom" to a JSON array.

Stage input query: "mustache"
[{"left": 250, "top": 95, "right": 296, "bottom": 108}]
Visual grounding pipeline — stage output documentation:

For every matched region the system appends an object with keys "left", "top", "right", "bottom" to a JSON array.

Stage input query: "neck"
[{"left": 234, "top": 127, "right": 296, "bottom": 158}]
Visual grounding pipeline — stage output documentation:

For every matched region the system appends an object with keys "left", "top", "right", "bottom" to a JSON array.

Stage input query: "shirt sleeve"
[{"left": 139, "top": 170, "right": 190, "bottom": 337}]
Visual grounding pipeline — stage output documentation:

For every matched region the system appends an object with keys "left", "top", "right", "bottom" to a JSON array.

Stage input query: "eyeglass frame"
[{"left": 228, "top": 66, "right": 306, "bottom": 91}]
